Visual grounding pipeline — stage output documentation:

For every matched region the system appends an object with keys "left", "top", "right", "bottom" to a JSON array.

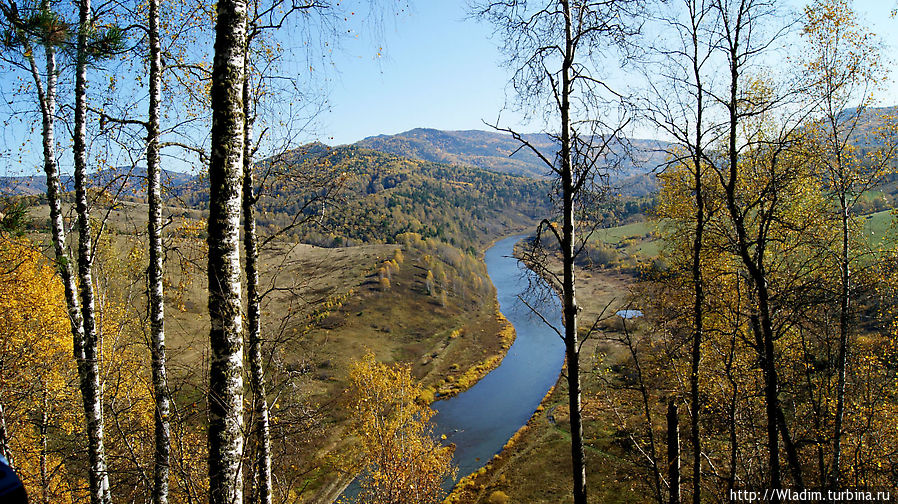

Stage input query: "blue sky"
[
  {"left": 319, "top": 0, "right": 898, "bottom": 146},
  {"left": 2, "top": 0, "right": 897, "bottom": 176},
  {"left": 318, "top": 1, "right": 522, "bottom": 145}
]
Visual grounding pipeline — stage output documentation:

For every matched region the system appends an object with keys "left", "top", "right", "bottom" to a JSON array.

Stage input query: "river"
[
  {"left": 432, "top": 235, "right": 565, "bottom": 480},
  {"left": 340, "top": 235, "right": 565, "bottom": 500}
]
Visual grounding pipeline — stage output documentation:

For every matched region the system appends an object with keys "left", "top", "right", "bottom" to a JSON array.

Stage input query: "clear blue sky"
[
  {"left": 318, "top": 0, "right": 898, "bottom": 146},
  {"left": 319, "top": 2, "right": 524, "bottom": 145}
]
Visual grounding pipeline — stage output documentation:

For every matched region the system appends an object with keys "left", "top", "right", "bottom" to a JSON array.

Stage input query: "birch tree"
[
  {"left": 207, "top": 0, "right": 247, "bottom": 501},
  {"left": 800, "top": 0, "right": 894, "bottom": 489},
  {"left": 145, "top": 0, "right": 170, "bottom": 500},
  {"left": 708, "top": 0, "right": 812, "bottom": 495},
  {"left": 642, "top": 1, "right": 719, "bottom": 500},
  {"left": 1, "top": 1, "right": 121, "bottom": 502},
  {"left": 71, "top": 0, "right": 125, "bottom": 500}
]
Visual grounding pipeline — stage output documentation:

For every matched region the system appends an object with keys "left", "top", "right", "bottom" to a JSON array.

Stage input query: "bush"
[
  {"left": 488, "top": 490, "right": 510, "bottom": 504},
  {"left": 577, "top": 243, "right": 619, "bottom": 268}
]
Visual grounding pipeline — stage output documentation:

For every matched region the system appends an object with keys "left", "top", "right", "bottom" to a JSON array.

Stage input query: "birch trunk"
[
  {"left": 73, "top": 0, "right": 113, "bottom": 501},
  {"left": 22, "top": 17, "right": 86, "bottom": 403},
  {"left": 40, "top": 390, "right": 49, "bottom": 504},
  {"left": 147, "top": 0, "right": 171, "bottom": 500},
  {"left": 831, "top": 182, "right": 850, "bottom": 489},
  {"left": 207, "top": 0, "right": 247, "bottom": 499},
  {"left": 0, "top": 388, "right": 10, "bottom": 469},
  {"left": 688, "top": 5, "right": 706, "bottom": 498},
  {"left": 242, "top": 56, "right": 272, "bottom": 504}
]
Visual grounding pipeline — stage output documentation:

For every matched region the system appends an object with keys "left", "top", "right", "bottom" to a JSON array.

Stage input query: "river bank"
[
  {"left": 444, "top": 255, "right": 646, "bottom": 504},
  {"left": 316, "top": 235, "right": 550, "bottom": 504}
]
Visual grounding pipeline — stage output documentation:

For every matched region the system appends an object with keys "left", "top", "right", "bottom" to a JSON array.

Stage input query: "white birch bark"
[
  {"left": 147, "top": 0, "right": 171, "bottom": 500},
  {"left": 73, "top": 0, "right": 112, "bottom": 500},
  {"left": 242, "top": 58, "right": 272, "bottom": 504},
  {"left": 207, "top": 0, "right": 247, "bottom": 500}
]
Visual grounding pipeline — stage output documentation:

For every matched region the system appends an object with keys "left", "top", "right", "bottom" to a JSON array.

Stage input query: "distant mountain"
[
  {"left": 836, "top": 105, "right": 898, "bottom": 149},
  {"left": 0, "top": 166, "right": 195, "bottom": 197},
  {"left": 355, "top": 128, "right": 669, "bottom": 196}
]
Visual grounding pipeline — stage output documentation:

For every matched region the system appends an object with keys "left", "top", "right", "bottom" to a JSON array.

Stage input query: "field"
[
  {"left": 589, "top": 219, "right": 660, "bottom": 262},
  {"left": 862, "top": 208, "right": 896, "bottom": 248}
]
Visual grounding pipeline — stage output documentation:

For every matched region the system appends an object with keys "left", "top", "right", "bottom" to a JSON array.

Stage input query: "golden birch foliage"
[
  {"left": 344, "top": 353, "right": 455, "bottom": 504},
  {"left": 0, "top": 239, "right": 80, "bottom": 502},
  {"left": 651, "top": 133, "right": 841, "bottom": 488},
  {"left": 0, "top": 236, "right": 161, "bottom": 502},
  {"left": 800, "top": 0, "right": 895, "bottom": 203},
  {"left": 802, "top": 0, "right": 884, "bottom": 106}
]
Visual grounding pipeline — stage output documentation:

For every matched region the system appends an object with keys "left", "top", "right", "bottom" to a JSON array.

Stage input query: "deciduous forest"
[{"left": 1, "top": 0, "right": 898, "bottom": 503}]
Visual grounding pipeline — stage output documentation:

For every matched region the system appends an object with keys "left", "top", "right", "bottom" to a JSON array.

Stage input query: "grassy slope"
[
  {"left": 590, "top": 220, "right": 660, "bottom": 258},
  {"left": 862, "top": 208, "right": 896, "bottom": 249}
]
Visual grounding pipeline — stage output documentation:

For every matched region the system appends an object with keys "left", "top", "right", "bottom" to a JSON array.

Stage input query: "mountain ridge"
[{"left": 355, "top": 127, "right": 670, "bottom": 183}]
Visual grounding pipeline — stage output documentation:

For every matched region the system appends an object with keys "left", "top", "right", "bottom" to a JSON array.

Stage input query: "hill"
[
  {"left": 837, "top": 105, "right": 898, "bottom": 148},
  {"left": 355, "top": 128, "right": 669, "bottom": 190},
  {"left": 173, "top": 144, "right": 552, "bottom": 251},
  {"left": 0, "top": 166, "right": 194, "bottom": 197}
]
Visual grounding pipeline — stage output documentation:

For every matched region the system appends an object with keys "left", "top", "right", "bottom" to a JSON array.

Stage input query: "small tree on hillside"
[{"left": 344, "top": 352, "right": 455, "bottom": 504}]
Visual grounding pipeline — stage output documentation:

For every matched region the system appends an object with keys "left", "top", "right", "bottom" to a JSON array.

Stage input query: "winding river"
[
  {"left": 432, "top": 235, "right": 565, "bottom": 481},
  {"left": 340, "top": 235, "right": 565, "bottom": 500}
]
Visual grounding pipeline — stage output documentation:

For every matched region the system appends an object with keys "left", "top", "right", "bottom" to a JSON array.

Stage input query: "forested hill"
[
  {"left": 177, "top": 144, "right": 552, "bottom": 252},
  {"left": 354, "top": 128, "right": 669, "bottom": 182}
]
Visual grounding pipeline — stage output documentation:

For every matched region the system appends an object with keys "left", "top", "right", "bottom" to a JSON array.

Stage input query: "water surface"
[
  {"left": 340, "top": 235, "right": 565, "bottom": 500},
  {"left": 433, "top": 235, "right": 565, "bottom": 479}
]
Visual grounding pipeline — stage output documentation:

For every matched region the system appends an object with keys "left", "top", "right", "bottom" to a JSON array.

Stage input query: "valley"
[
  {"left": 5, "top": 0, "right": 898, "bottom": 502},
  {"left": 4, "top": 120, "right": 898, "bottom": 503}
]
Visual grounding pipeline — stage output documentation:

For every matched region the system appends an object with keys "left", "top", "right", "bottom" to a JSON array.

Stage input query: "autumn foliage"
[{"left": 343, "top": 353, "right": 456, "bottom": 504}]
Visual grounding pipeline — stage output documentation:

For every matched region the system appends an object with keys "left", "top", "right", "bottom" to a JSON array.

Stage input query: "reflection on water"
[{"left": 616, "top": 309, "right": 643, "bottom": 319}]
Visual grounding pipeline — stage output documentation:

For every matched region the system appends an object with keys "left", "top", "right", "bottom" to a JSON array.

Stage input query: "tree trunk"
[
  {"left": 25, "top": 28, "right": 102, "bottom": 501},
  {"left": 668, "top": 401, "right": 680, "bottom": 504},
  {"left": 41, "top": 389, "right": 49, "bottom": 504},
  {"left": 726, "top": 343, "right": 739, "bottom": 494},
  {"left": 689, "top": 98, "right": 705, "bottom": 504},
  {"left": 688, "top": 8, "right": 706, "bottom": 494},
  {"left": 74, "top": 0, "right": 112, "bottom": 499},
  {"left": 724, "top": 33, "right": 780, "bottom": 496},
  {"left": 17, "top": 12, "right": 110, "bottom": 503},
  {"left": 207, "top": 0, "right": 247, "bottom": 499},
  {"left": 147, "top": 0, "right": 171, "bottom": 501},
  {"left": 242, "top": 46, "right": 272, "bottom": 504},
  {"left": 28, "top": 38, "right": 86, "bottom": 383},
  {"left": 0, "top": 388, "right": 10, "bottom": 469},
  {"left": 777, "top": 404, "right": 804, "bottom": 488},
  {"left": 560, "top": 3, "right": 587, "bottom": 503},
  {"left": 831, "top": 197, "right": 850, "bottom": 488}
]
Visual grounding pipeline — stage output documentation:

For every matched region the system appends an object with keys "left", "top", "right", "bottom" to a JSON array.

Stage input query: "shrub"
[{"left": 488, "top": 490, "right": 510, "bottom": 504}]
